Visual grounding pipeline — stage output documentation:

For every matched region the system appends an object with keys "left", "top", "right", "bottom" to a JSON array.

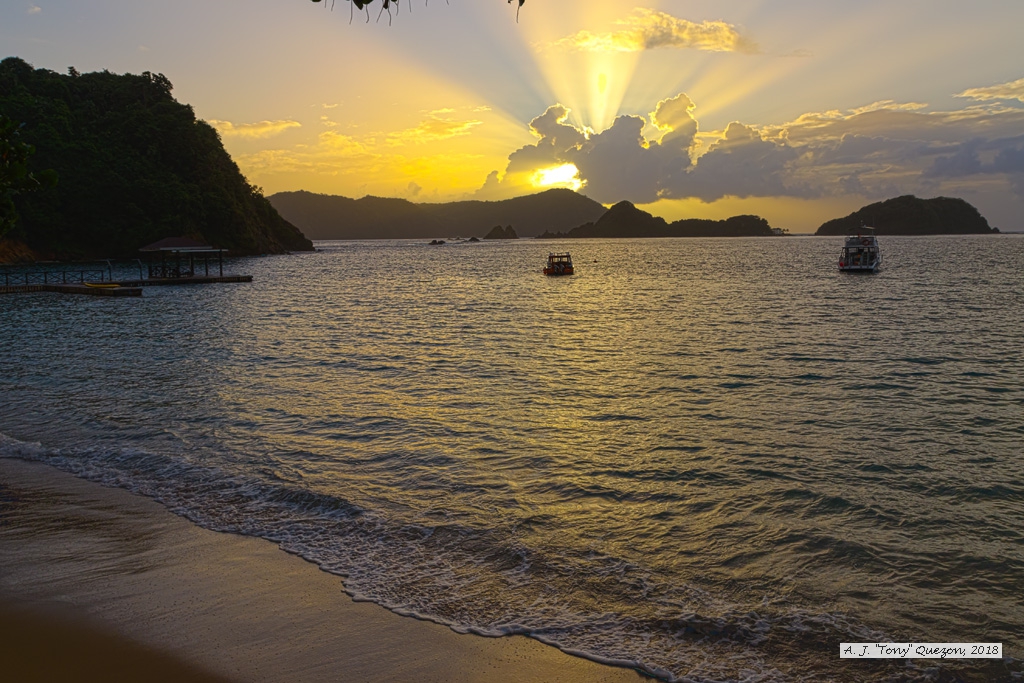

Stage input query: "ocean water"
[{"left": 1, "top": 235, "right": 1022, "bottom": 682}]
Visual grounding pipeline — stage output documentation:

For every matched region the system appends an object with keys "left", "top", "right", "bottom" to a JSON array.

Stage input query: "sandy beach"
[{"left": 0, "top": 457, "right": 645, "bottom": 683}]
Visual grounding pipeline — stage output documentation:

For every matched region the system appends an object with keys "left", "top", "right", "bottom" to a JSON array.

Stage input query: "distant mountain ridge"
[
  {"left": 815, "top": 195, "right": 997, "bottom": 235},
  {"left": 268, "top": 188, "right": 607, "bottom": 240},
  {"left": 537, "top": 201, "right": 775, "bottom": 239},
  {"left": 269, "top": 188, "right": 997, "bottom": 243}
]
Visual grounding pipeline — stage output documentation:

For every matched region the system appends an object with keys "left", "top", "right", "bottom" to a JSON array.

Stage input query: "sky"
[{"left": 4, "top": 0, "right": 1024, "bottom": 232}]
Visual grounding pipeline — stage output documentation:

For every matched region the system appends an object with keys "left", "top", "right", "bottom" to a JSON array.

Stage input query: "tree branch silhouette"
[{"left": 310, "top": 0, "right": 525, "bottom": 22}]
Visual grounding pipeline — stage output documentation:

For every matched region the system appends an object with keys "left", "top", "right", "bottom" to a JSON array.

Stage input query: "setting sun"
[{"left": 530, "top": 163, "right": 584, "bottom": 191}]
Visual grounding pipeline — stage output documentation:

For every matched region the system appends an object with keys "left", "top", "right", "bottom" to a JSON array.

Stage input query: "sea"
[{"left": 1, "top": 235, "right": 1022, "bottom": 682}]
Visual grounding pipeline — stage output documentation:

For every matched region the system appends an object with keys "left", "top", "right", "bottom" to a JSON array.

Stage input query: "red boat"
[{"left": 543, "top": 252, "right": 574, "bottom": 276}]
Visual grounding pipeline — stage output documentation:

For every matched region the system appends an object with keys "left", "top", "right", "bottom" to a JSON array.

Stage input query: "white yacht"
[{"left": 839, "top": 229, "right": 881, "bottom": 272}]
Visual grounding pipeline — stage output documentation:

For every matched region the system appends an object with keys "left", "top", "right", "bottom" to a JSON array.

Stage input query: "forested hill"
[
  {"left": 0, "top": 57, "right": 312, "bottom": 259},
  {"left": 537, "top": 201, "right": 775, "bottom": 239},
  {"left": 268, "top": 188, "right": 608, "bottom": 240},
  {"left": 815, "top": 195, "right": 997, "bottom": 235}
]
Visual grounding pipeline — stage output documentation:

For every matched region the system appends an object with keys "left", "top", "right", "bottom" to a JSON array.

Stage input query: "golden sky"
[{"left": 5, "top": 0, "right": 1024, "bottom": 232}]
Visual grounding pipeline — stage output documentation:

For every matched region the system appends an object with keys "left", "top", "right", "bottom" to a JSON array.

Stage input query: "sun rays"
[{"left": 189, "top": 1, "right": 1024, "bottom": 231}]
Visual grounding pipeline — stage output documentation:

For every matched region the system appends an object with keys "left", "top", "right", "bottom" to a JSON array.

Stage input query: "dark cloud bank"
[{"left": 478, "top": 92, "right": 1024, "bottom": 226}]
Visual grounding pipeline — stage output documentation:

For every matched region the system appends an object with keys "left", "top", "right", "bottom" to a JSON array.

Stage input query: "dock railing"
[{"left": 1, "top": 269, "right": 108, "bottom": 286}]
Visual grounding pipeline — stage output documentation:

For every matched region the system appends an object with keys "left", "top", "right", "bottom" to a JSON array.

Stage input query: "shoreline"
[{"left": 0, "top": 456, "right": 645, "bottom": 683}]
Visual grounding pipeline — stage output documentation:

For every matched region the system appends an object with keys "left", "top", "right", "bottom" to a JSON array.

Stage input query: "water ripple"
[{"left": 2, "top": 235, "right": 1023, "bottom": 681}]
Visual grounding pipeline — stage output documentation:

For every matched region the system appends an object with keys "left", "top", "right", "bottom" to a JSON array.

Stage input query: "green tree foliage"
[
  {"left": 0, "top": 57, "right": 313, "bottom": 258},
  {"left": 0, "top": 114, "right": 56, "bottom": 238}
]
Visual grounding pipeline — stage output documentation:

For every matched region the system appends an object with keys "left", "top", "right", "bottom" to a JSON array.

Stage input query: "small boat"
[
  {"left": 543, "top": 252, "right": 574, "bottom": 276},
  {"left": 84, "top": 282, "right": 121, "bottom": 288},
  {"left": 839, "top": 229, "right": 881, "bottom": 272}
]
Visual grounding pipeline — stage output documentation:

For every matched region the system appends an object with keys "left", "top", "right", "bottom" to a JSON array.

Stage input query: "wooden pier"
[
  {"left": 0, "top": 283, "right": 142, "bottom": 297},
  {"left": 110, "top": 275, "right": 253, "bottom": 287},
  {"left": 2, "top": 238, "right": 252, "bottom": 297},
  {"left": 0, "top": 274, "right": 251, "bottom": 297}
]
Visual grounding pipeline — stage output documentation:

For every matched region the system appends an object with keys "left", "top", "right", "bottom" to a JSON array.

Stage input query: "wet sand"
[{"left": 0, "top": 457, "right": 645, "bottom": 683}]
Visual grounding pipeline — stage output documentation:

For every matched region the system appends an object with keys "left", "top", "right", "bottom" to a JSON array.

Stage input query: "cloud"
[
  {"left": 568, "top": 115, "right": 664, "bottom": 203},
  {"left": 207, "top": 119, "right": 302, "bottom": 139},
  {"left": 922, "top": 134, "right": 1024, "bottom": 180},
  {"left": 477, "top": 95, "right": 700, "bottom": 203},
  {"left": 384, "top": 113, "right": 482, "bottom": 146},
  {"left": 235, "top": 130, "right": 378, "bottom": 176},
  {"left": 764, "top": 104, "right": 1024, "bottom": 147},
  {"left": 993, "top": 144, "right": 1024, "bottom": 173},
  {"left": 232, "top": 121, "right": 495, "bottom": 200},
  {"left": 923, "top": 139, "right": 985, "bottom": 178},
  {"left": 716, "top": 103, "right": 1024, "bottom": 200},
  {"left": 550, "top": 9, "right": 757, "bottom": 54},
  {"left": 528, "top": 105, "right": 588, "bottom": 148},
  {"left": 473, "top": 105, "right": 585, "bottom": 200},
  {"left": 496, "top": 105, "right": 586, "bottom": 181},
  {"left": 27, "top": 4, "right": 41, "bottom": 14},
  {"left": 752, "top": 104, "right": 1024, "bottom": 199},
  {"left": 957, "top": 77, "right": 1024, "bottom": 103},
  {"left": 667, "top": 122, "right": 800, "bottom": 201},
  {"left": 478, "top": 94, "right": 1024, "bottom": 206},
  {"left": 317, "top": 130, "right": 371, "bottom": 155},
  {"left": 650, "top": 92, "right": 698, "bottom": 144},
  {"left": 849, "top": 100, "right": 929, "bottom": 115},
  {"left": 566, "top": 94, "right": 702, "bottom": 203}
]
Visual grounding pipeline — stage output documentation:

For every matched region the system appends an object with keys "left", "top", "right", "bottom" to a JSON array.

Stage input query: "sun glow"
[
  {"left": 531, "top": 163, "right": 584, "bottom": 191},
  {"left": 514, "top": 5, "right": 806, "bottom": 138},
  {"left": 520, "top": 6, "right": 644, "bottom": 133}
]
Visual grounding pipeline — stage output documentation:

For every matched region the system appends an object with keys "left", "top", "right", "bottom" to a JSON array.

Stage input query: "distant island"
[
  {"left": 268, "top": 188, "right": 606, "bottom": 240},
  {"left": 268, "top": 190, "right": 1004, "bottom": 243},
  {"left": 0, "top": 57, "right": 312, "bottom": 261},
  {"left": 538, "top": 201, "right": 775, "bottom": 239},
  {"left": 815, "top": 195, "right": 997, "bottom": 235},
  {"left": 483, "top": 225, "right": 518, "bottom": 240}
]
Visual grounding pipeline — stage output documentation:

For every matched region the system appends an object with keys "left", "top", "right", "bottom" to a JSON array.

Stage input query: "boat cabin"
[
  {"left": 839, "top": 232, "right": 881, "bottom": 272},
  {"left": 544, "top": 252, "right": 574, "bottom": 276}
]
